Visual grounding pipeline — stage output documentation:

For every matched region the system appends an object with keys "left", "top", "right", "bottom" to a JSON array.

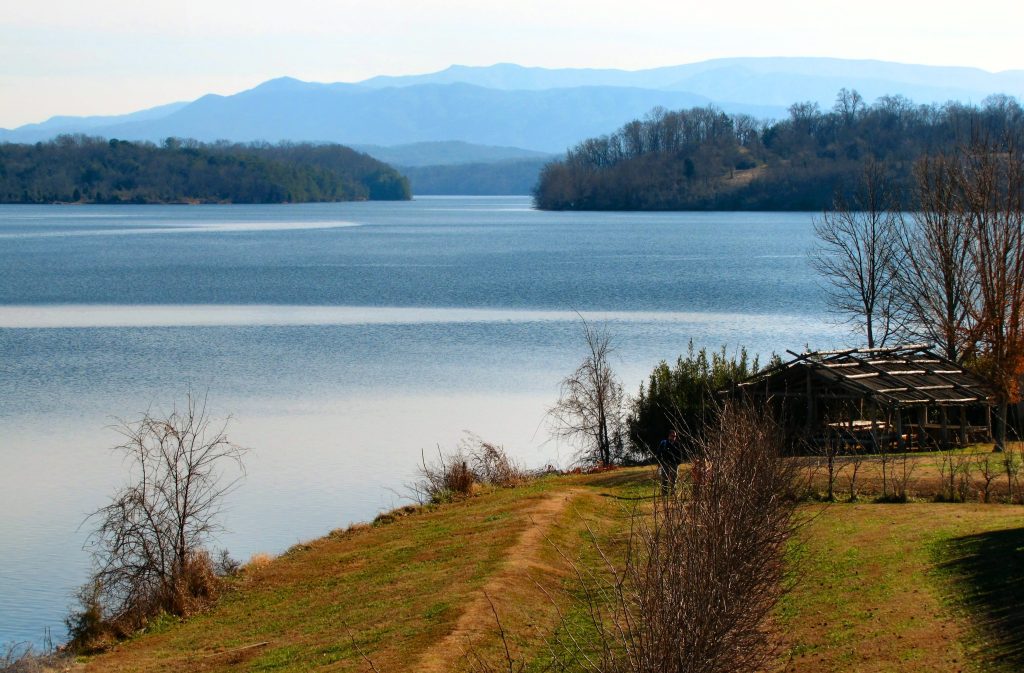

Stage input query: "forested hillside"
[
  {"left": 0, "top": 136, "right": 410, "bottom": 203},
  {"left": 534, "top": 92, "right": 1024, "bottom": 210},
  {"left": 400, "top": 158, "right": 549, "bottom": 195}
]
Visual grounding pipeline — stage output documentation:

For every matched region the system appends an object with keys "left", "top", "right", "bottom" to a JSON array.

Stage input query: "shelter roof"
[{"left": 737, "top": 344, "right": 994, "bottom": 406}]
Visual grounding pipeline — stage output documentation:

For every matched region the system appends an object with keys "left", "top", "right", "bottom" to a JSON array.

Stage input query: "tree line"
[
  {"left": 534, "top": 91, "right": 1024, "bottom": 210},
  {"left": 0, "top": 135, "right": 411, "bottom": 204}
]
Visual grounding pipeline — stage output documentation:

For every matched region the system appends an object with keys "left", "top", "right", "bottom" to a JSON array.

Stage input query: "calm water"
[{"left": 0, "top": 197, "right": 840, "bottom": 646}]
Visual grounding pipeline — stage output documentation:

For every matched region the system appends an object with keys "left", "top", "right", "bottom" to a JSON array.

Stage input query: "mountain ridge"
[
  {"left": 0, "top": 82, "right": 766, "bottom": 152},
  {"left": 2, "top": 57, "right": 1021, "bottom": 157},
  {"left": 358, "top": 57, "right": 1024, "bottom": 98}
]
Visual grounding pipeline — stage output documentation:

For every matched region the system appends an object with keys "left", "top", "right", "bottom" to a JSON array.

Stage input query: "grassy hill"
[{"left": 63, "top": 454, "right": 1024, "bottom": 673}]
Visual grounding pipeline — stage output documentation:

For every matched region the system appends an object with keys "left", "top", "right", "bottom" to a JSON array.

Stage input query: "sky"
[{"left": 1, "top": 0, "right": 1023, "bottom": 129}]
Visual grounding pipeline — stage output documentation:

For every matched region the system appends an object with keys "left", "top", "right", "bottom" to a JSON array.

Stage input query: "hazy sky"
[{"left": 2, "top": 0, "right": 1022, "bottom": 128}]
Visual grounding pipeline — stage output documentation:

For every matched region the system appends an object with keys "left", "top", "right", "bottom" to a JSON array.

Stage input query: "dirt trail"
[{"left": 412, "top": 488, "right": 584, "bottom": 673}]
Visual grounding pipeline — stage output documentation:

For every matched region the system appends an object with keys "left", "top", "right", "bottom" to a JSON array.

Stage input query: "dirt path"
[{"left": 412, "top": 488, "right": 585, "bottom": 673}]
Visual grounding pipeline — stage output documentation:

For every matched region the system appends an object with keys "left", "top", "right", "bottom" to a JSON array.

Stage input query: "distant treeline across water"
[
  {"left": 534, "top": 92, "right": 1024, "bottom": 211},
  {"left": 0, "top": 137, "right": 411, "bottom": 204}
]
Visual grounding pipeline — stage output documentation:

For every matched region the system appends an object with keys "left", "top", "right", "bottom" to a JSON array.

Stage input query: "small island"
[{"left": 0, "top": 136, "right": 411, "bottom": 204}]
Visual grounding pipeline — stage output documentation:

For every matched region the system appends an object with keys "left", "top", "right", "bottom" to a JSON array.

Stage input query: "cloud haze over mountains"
[{"left": 2, "top": 58, "right": 1022, "bottom": 155}]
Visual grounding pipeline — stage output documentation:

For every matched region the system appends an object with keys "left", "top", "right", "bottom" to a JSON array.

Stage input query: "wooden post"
[
  {"left": 895, "top": 408, "right": 905, "bottom": 451},
  {"left": 917, "top": 406, "right": 929, "bottom": 450},
  {"left": 940, "top": 406, "right": 950, "bottom": 451},
  {"left": 870, "top": 404, "right": 879, "bottom": 453},
  {"left": 805, "top": 369, "right": 815, "bottom": 436},
  {"left": 959, "top": 407, "right": 968, "bottom": 447},
  {"left": 986, "top": 405, "right": 994, "bottom": 442}
]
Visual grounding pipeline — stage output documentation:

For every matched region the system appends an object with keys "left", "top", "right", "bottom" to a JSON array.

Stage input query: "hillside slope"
[{"left": 74, "top": 465, "right": 1024, "bottom": 673}]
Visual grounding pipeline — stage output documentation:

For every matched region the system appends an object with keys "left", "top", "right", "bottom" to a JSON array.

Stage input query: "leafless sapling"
[
  {"left": 69, "top": 393, "right": 247, "bottom": 645},
  {"left": 549, "top": 319, "right": 624, "bottom": 466},
  {"left": 976, "top": 452, "right": 1001, "bottom": 503}
]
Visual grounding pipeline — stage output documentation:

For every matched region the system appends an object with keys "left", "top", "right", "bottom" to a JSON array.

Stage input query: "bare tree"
[
  {"left": 549, "top": 319, "right": 624, "bottom": 465},
  {"left": 69, "top": 393, "right": 247, "bottom": 644},
  {"left": 958, "top": 135, "right": 1024, "bottom": 451},
  {"left": 812, "top": 159, "right": 903, "bottom": 347},
  {"left": 903, "top": 133, "right": 1024, "bottom": 451},
  {"left": 893, "top": 153, "right": 978, "bottom": 362},
  {"left": 833, "top": 88, "right": 865, "bottom": 126}
]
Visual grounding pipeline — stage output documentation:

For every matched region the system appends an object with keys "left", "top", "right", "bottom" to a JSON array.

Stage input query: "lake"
[{"left": 0, "top": 196, "right": 841, "bottom": 646}]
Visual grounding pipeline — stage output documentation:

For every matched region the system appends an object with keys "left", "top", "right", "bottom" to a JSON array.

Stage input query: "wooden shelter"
[{"left": 734, "top": 344, "right": 995, "bottom": 451}]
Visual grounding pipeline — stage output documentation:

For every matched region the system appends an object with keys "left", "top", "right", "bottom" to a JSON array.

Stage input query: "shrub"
[
  {"left": 65, "top": 580, "right": 112, "bottom": 653},
  {"left": 215, "top": 549, "right": 242, "bottom": 578},
  {"left": 626, "top": 342, "right": 770, "bottom": 461},
  {"left": 608, "top": 402, "right": 800, "bottom": 673},
  {"left": 409, "top": 447, "right": 472, "bottom": 504},
  {"left": 410, "top": 435, "right": 529, "bottom": 504},
  {"left": 465, "top": 434, "right": 526, "bottom": 487},
  {"left": 244, "top": 552, "right": 275, "bottom": 572}
]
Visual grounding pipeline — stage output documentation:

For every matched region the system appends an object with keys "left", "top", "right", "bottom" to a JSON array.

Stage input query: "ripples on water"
[{"left": 0, "top": 197, "right": 841, "bottom": 646}]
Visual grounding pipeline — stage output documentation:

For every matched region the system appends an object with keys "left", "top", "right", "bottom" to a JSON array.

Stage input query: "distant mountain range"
[
  {"left": 4, "top": 58, "right": 1021, "bottom": 160},
  {"left": 361, "top": 58, "right": 1024, "bottom": 107},
  {"left": 0, "top": 81, "right": 754, "bottom": 153}
]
